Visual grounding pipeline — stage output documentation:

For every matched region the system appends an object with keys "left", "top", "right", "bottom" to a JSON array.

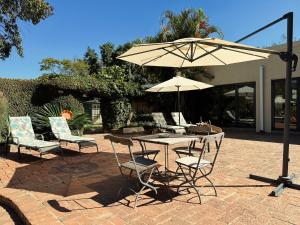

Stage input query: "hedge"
[
  {"left": 36, "top": 74, "right": 142, "bottom": 98},
  {"left": 0, "top": 93, "right": 8, "bottom": 143},
  {"left": 0, "top": 75, "right": 142, "bottom": 141},
  {"left": 101, "top": 98, "right": 132, "bottom": 130},
  {"left": 0, "top": 78, "right": 36, "bottom": 116}
]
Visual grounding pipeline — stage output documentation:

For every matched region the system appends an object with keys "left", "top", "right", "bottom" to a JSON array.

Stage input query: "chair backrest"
[
  {"left": 9, "top": 116, "right": 35, "bottom": 142},
  {"left": 105, "top": 134, "right": 134, "bottom": 170},
  {"left": 49, "top": 117, "right": 72, "bottom": 138},
  {"left": 151, "top": 112, "right": 167, "bottom": 126},
  {"left": 171, "top": 112, "right": 188, "bottom": 126},
  {"left": 197, "top": 132, "right": 225, "bottom": 172}
]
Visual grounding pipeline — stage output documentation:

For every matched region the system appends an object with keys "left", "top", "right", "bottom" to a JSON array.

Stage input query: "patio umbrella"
[
  {"left": 145, "top": 75, "right": 213, "bottom": 125},
  {"left": 224, "top": 86, "right": 254, "bottom": 97},
  {"left": 117, "top": 37, "right": 276, "bottom": 67}
]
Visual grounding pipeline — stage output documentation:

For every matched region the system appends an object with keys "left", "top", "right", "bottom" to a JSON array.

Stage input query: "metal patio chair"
[
  {"left": 105, "top": 135, "right": 159, "bottom": 208},
  {"left": 133, "top": 141, "right": 160, "bottom": 160},
  {"left": 176, "top": 132, "right": 224, "bottom": 204},
  {"left": 8, "top": 116, "right": 61, "bottom": 158},
  {"left": 49, "top": 117, "right": 99, "bottom": 153}
]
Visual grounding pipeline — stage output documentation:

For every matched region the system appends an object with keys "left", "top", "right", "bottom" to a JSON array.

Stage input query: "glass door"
[
  {"left": 272, "top": 79, "right": 298, "bottom": 130},
  {"left": 237, "top": 84, "right": 255, "bottom": 127},
  {"left": 222, "top": 83, "right": 255, "bottom": 127}
]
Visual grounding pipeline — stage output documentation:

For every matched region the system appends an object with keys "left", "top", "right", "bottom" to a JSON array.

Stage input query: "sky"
[{"left": 0, "top": 0, "right": 299, "bottom": 79}]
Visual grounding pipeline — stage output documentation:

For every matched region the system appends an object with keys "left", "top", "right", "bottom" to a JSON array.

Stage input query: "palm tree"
[{"left": 158, "top": 8, "right": 223, "bottom": 41}]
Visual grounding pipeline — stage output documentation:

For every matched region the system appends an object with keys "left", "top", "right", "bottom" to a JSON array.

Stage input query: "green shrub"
[
  {"left": 101, "top": 98, "right": 132, "bottom": 130},
  {"left": 0, "top": 78, "right": 36, "bottom": 116},
  {"left": 50, "top": 95, "right": 84, "bottom": 114},
  {"left": 0, "top": 93, "right": 8, "bottom": 143},
  {"left": 36, "top": 74, "right": 142, "bottom": 98},
  {"left": 31, "top": 102, "right": 91, "bottom": 136}
]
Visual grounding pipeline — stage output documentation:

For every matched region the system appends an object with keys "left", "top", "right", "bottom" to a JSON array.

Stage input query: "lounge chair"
[
  {"left": 105, "top": 135, "right": 159, "bottom": 208},
  {"left": 171, "top": 112, "right": 196, "bottom": 128},
  {"left": 9, "top": 116, "right": 61, "bottom": 158},
  {"left": 49, "top": 117, "right": 99, "bottom": 152},
  {"left": 151, "top": 112, "right": 185, "bottom": 134}
]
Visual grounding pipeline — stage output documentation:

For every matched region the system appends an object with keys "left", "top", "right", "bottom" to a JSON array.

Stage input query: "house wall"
[{"left": 196, "top": 41, "right": 300, "bottom": 133}]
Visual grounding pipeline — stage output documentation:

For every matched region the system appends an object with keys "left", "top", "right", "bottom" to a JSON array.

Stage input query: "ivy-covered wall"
[
  {"left": 0, "top": 76, "right": 142, "bottom": 141},
  {"left": 0, "top": 78, "right": 37, "bottom": 116},
  {"left": 101, "top": 98, "right": 132, "bottom": 130}
]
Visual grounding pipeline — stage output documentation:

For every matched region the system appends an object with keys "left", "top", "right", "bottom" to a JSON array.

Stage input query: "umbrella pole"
[
  {"left": 249, "top": 12, "right": 300, "bottom": 195},
  {"left": 177, "top": 86, "right": 180, "bottom": 125}
]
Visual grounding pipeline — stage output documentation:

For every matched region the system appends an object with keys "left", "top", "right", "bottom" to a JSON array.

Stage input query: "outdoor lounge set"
[
  {"left": 106, "top": 131, "right": 225, "bottom": 207},
  {"left": 7, "top": 116, "right": 99, "bottom": 158},
  {"left": 7, "top": 112, "right": 224, "bottom": 207}
]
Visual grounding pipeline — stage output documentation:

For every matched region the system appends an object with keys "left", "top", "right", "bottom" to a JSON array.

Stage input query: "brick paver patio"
[{"left": 0, "top": 130, "right": 300, "bottom": 225}]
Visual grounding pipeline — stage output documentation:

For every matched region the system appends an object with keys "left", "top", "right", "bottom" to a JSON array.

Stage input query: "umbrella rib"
[
  {"left": 195, "top": 43, "right": 227, "bottom": 65},
  {"left": 191, "top": 42, "right": 197, "bottom": 61},
  {"left": 194, "top": 39, "right": 279, "bottom": 55},
  {"left": 162, "top": 44, "right": 191, "bottom": 60},
  {"left": 192, "top": 44, "right": 223, "bottom": 62},
  {"left": 141, "top": 43, "right": 188, "bottom": 66},
  {"left": 221, "top": 46, "right": 268, "bottom": 59},
  {"left": 173, "top": 43, "right": 190, "bottom": 59},
  {"left": 179, "top": 44, "right": 192, "bottom": 68},
  {"left": 117, "top": 43, "right": 176, "bottom": 59}
]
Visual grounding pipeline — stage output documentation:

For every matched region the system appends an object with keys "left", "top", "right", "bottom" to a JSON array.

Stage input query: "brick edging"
[
  {"left": 0, "top": 188, "right": 63, "bottom": 225},
  {"left": 0, "top": 194, "right": 31, "bottom": 225}
]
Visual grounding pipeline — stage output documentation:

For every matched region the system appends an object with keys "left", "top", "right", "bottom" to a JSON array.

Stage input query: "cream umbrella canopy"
[
  {"left": 146, "top": 75, "right": 213, "bottom": 125},
  {"left": 117, "top": 37, "right": 277, "bottom": 67},
  {"left": 118, "top": 37, "right": 276, "bottom": 125}
]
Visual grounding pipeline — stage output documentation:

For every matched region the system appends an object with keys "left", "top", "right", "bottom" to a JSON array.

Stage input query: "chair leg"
[
  {"left": 17, "top": 146, "right": 21, "bottom": 159},
  {"left": 134, "top": 185, "right": 146, "bottom": 208},
  {"left": 177, "top": 164, "right": 202, "bottom": 204},
  {"left": 176, "top": 165, "right": 190, "bottom": 193},
  {"left": 78, "top": 143, "right": 81, "bottom": 152},
  {"left": 152, "top": 152, "right": 158, "bottom": 160},
  {"left": 134, "top": 168, "right": 158, "bottom": 208},
  {"left": 198, "top": 169, "right": 217, "bottom": 197},
  {"left": 190, "top": 180, "right": 201, "bottom": 204},
  {"left": 5, "top": 138, "right": 10, "bottom": 156},
  {"left": 95, "top": 144, "right": 99, "bottom": 153}
]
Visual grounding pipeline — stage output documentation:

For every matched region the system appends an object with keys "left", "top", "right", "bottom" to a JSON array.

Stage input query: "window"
[
  {"left": 92, "top": 103, "right": 101, "bottom": 121},
  {"left": 272, "top": 79, "right": 298, "bottom": 130},
  {"left": 187, "top": 82, "right": 256, "bottom": 128}
]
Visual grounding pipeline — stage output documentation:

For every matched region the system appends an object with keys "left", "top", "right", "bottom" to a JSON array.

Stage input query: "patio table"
[{"left": 132, "top": 133, "right": 202, "bottom": 176}]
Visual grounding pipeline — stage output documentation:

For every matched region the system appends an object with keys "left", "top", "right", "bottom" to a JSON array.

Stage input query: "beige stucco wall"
[{"left": 195, "top": 41, "right": 300, "bottom": 133}]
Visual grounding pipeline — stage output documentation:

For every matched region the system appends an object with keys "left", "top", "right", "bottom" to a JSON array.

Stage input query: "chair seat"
[
  {"left": 19, "top": 139, "right": 59, "bottom": 149},
  {"left": 121, "top": 157, "right": 158, "bottom": 172},
  {"left": 176, "top": 156, "right": 211, "bottom": 169},
  {"left": 174, "top": 147, "right": 202, "bottom": 156},
  {"left": 133, "top": 149, "right": 160, "bottom": 156},
  {"left": 60, "top": 135, "right": 95, "bottom": 143}
]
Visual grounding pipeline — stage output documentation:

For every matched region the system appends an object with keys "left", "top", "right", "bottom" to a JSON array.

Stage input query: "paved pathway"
[{"left": 0, "top": 130, "right": 300, "bottom": 225}]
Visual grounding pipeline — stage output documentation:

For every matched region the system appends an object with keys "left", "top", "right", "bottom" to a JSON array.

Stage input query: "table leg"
[{"left": 164, "top": 145, "right": 168, "bottom": 175}]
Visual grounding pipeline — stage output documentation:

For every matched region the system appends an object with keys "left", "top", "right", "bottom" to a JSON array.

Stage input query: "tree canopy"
[
  {"left": 40, "top": 58, "right": 89, "bottom": 76},
  {"left": 158, "top": 8, "right": 223, "bottom": 41},
  {"left": 0, "top": 0, "right": 53, "bottom": 59},
  {"left": 84, "top": 47, "right": 101, "bottom": 75},
  {"left": 39, "top": 8, "right": 221, "bottom": 86}
]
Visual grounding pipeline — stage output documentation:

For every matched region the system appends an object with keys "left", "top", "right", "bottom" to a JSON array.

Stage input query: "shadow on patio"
[
  {"left": 223, "top": 128, "right": 300, "bottom": 145},
  {"left": 5, "top": 144, "right": 277, "bottom": 212}
]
